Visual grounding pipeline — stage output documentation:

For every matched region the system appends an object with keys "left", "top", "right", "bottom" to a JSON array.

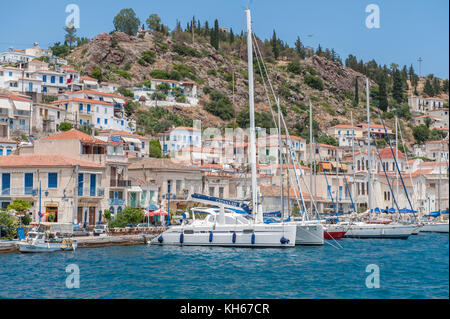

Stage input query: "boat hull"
[
  {"left": 17, "top": 241, "right": 77, "bottom": 253},
  {"left": 151, "top": 224, "right": 297, "bottom": 247},
  {"left": 420, "top": 223, "right": 449, "bottom": 233},
  {"left": 343, "top": 224, "right": 415, "bottom": 239},
  {"left": 294, "top": 223, "right": 324, "bottom": 245}
]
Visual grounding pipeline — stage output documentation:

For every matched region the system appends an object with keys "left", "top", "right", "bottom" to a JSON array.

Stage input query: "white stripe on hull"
[{"left": 420, "top": 223, "right": 449, "bottom": 233}]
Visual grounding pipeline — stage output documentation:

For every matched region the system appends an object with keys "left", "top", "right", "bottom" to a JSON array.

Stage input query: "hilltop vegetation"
[{"left": 51, "top": 8, "right": 448, "bottom": 145}]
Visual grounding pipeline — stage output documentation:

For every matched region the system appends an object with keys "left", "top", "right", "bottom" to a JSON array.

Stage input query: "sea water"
[{"left": 0, "top": 232, "right": 448, "bottom": 299}]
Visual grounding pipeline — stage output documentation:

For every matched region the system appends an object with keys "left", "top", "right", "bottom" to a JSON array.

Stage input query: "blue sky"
[{"left": 0, "top": 0, "right": 448, "bottom": 78}]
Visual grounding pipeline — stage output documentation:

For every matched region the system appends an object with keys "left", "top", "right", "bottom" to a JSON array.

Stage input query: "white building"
[
  {"left": 160, "top": 127, "right": 202, "bottom": 155},
  {"left": 0, "top": 138, "right": 16, "bottom": 156},
  {"left": 408, "top": 96, "right": 446, "bottom": 113}
]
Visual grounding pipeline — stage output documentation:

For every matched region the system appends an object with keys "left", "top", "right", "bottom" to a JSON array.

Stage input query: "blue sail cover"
[
  {"left": 425, "top": 211, "right": 441, "bottom": 218},
  {"left": 263, "top": 211, "right": 281, "bottom": 218},
  {"left": 441, "top": 210, "right": 449, "bottom": 214}
]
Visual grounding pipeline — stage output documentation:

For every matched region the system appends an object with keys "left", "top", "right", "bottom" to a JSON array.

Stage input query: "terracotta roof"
[
  {"left": 0, "top": 155, "right": 104, "bottom": 168},
  {"left": 0, "top": 93, "right": 32, "bottom": 102},
  {"left": 52, "top": 98, "right": 113, "bottom": 106},
  {"left": 425, "top": 140, "right": 448, "bottom": 145},
  {"left": 34, "top": 103, "right": 66, "bottom": 111},
  {"left": 419, "top": 161, "right": 448, "bottom": 167},
  {"left": 81, "top": 76, "right": 98, "bottom": 81},
  {"left": 42, "top": 129, "right": 108, "bottom": 144},
  {"left": 62, "top": 89, "right": 124, "bottom": 98},
  {"left": 378, "top": 147, "right": 406, "bottom": 159},
  {"left": 358, "top": 123, "right": 391, "bottom": 130},
  {"left": 273, "top": 164, "right": 310, "bottom": 170},
  {"left": 330, "top": 125, "right": 360, "bottom": 129},
  {"left": 128, "top": 158, "right": 201, "bottom": 171}
]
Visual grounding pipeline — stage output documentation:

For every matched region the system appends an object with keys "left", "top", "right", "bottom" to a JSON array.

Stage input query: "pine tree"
[
  {"left": 316, "top": 44, "right": 322, "bottom": 56},
  {"left": 229, "top": 28, "right": 234, "bottom": 44},
  {"left": 210, "top": 19, "right": 220, "bottom": 50},
  {"left": 442, "top": 79, "right": 449, "bottom": 94},
  {"left": 392, "top": 69, "right": 404, "bottom": 104},
  {"left": 432, "top": 77, "right": 441, "bottom": 95},
  {"left": 272, "top": 30, "right": 279, "bottom": 59},
  {"left": 294, "top": 36, "right": 305, "bottom": 59},
  {"left": 423, "top": 78, "right": 434, "bottom": 97},
  {"left": 353, "top": 77, "right": 359, "bottom": 107},
  {"left": 377, "top": 73, "right": 389, "bottom": 111}
]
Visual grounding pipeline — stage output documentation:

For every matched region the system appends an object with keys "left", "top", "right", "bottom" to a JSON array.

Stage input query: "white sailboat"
[
  {"left": 343, "top": 78, "right": 416, "bottom": 239},
  {"left": 151, "top": 9, "right": 297, "bottom": 247}
]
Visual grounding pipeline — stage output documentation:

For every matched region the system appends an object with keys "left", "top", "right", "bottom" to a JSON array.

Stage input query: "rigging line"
[
  {"left": 315, "top": 144, "right": 337, "bottom": 215},
  {"left": 251, "top": 35, "right": 305, "bottom": 216},
  {"left": 338, "top": 157, "right": 357, "bottom": 213},
  {"left": 372, "top": 139, "right": 402, "bottom": 217},
  {"left": 398, "top": 125, "right": 418, "bottom": 208},
  {"left": 251, "top": 33, "right": 320, "bottom": 219},
  {"left": 372, "top": 96, "right": 415, "bottom": 217}
]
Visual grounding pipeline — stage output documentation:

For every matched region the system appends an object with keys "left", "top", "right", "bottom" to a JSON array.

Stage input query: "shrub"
[
  {"left": 116, "top": 70, "right": 131, "bottom": 80},
  {"left": 91, "top": 66, "right": 103, "bottom": 82},
  {"left": 203, "top": 90, "right": 235, "bottom": 120},
  {"left": 59, "top": 122, "right": 72, "bottom": 131},
  {"left": 304, "top": 74, "right": 324, "bottom": 90},
  {"left": 287, "top": 61, "right": 303, "bottom": 75},
  {"left": 172, "top": 44, "right": 201, "bottom": 57},
  {"left": 117, "top": 86, "right": 134, "bottom": 98},
  {"left": 203, "top": 86, "right": 212, "bottom": 94},
  {"left": 140, "top": 50, "right": 156, "bottom": 65}
]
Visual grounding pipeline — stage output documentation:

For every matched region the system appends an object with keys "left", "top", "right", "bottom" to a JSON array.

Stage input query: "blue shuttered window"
[
  {"left": 48, "top": 173, "right": 58, "bottom": 188},
  {"left": 24, "top": 173, "right": 33, "bottom": 195}
]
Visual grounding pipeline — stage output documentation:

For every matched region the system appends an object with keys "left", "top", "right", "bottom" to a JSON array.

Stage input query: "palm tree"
[{"left": 64, "top": 26, "right": 77, "bottom": 51}]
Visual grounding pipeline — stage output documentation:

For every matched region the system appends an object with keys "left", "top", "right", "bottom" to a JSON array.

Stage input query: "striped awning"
[{"left": 13, "top": 100, "right": 32, "bottom": 111}]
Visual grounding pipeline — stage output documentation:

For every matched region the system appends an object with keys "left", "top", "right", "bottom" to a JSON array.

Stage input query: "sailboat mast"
[
  {"left": 246, "top": 9, "right": 260, "bottom": 222},
  {"left": 351, "top": 111, "right": 356, "bottom": 211},
  {"left": 438, "top": 142, "right": 442, "bottom": 213},
  {"left": 277, "top": 98, "right": 285, "bottom": 219},
  {"left": 395, "top": 116, "right": 399, "bottom": 212},
  {"left": 366, "top": 77, "right": 372, "bottom": 213},
  {"left": 309, "top": 100, "right": 313, "bottom": 214}
]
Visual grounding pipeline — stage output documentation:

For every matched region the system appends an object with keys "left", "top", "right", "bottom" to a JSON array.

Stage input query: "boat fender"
[
  {"left": 180, "top": 233, "right": 184, "bottom": 244},
  {"left": 158, "top": 236, "right": 163, "bottom": 243},
  {"left": 251, "top": 233, "right": 255, "bottom": 245},
  {"left": 232, "top": 232, "right": 236, "bottom": 244},
  {"left": 280, "top": 236, "right": 290, "bottom": 245},
  {"left": 209, "top": 232, "right": 213, "bottom": 243}
]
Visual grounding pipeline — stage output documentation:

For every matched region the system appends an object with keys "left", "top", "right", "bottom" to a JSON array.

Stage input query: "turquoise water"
[{"left": 0, "top": 232, "right": 448, "bottom": 299}]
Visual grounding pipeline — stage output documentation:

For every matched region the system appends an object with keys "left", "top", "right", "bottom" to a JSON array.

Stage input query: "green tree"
[
  {"left": 210, "top": 19, "right": 220, "bottom": 50},
  {"left": 7, "top": 200, "right": 32, "bottom": 213},
  {"left": 149, "top": 139, "right": 162, "bottom": 158},
  {"left": 0, "top": 212, "right": 19, "bottom": 240},
  {"left": 59, "top": 122, "right": 73, "bottom": 131},
  {"left": 412, "top": 124, "right": 430, "bottom": 144},
  {"left": 392, "top": 69, "right": 404, "bottom": 104},
  {"left": 113, "top": 8, "right": 140, "bottom": 36},
  {"left": 353, "top": 77, "right": 359, "bottom": 106},
  {"left": 271, "top": 30, "right": 279, "bottom": 60},
  {"left": 109, "top": 207, "right": 143, "bottom": 228},
  {"left": 423, "top": 78, "right": 434, "bottom": 97},
  {"left": 91, "top": 66, "right": 103, "bottom": 82},
  {"left": 376, "top": 73, "right": 388, "bottom": 111},
  {"left": 64, "top": 26, "right": 77, "bottom": 51},
  {"left": 146, "top": 14, "right": 161, "bottom": 31},
  {"left": 203, "top": 90, "right": 235, "bottom": 120}
]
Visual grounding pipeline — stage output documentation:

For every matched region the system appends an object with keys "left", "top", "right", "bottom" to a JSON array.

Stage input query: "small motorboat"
[{"left": 16, "top": 231, "right": 77, "bottom": 253}]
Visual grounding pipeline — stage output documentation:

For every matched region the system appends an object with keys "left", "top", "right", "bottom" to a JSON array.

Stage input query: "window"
[
  {"left": 87, "top": 104, "right": 91, "bottom": 114},
  {"left": 90, "top": 174, "right": 96, "bottom": 196},
  {"left": 121, "top": 120, "right": 124, "bottom": 126},
  {"left": 59, "top": 76, "right": 63, "bottom": 84},
  {"left": 65, "top": 104, "right": 68, "bottom": 110},
  {"left": 24, "top": 173, "right": 33, "bottom": 195},
  {"left": 104, "top": 119, "right": 108, "bottom": 125},
  {"left": 2, "top": 173, "right": 10, "bottom": 195},
  {"left": 97, "top": 118, "right": 100, "bottom": 124},
  {"left": 48, "top": 173, "right": 58, "bottom": 188},
  {"left": 78, "top": 173, "right": 84, "bottom": 196},
  {"left": 79, "top": 104, "right": 83, "bottom": 113},
  {"left": 51, "top": 76, "right": 55, "bottom": 83}
]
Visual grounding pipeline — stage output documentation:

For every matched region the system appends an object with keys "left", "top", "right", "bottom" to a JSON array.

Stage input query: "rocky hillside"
[{"left": 67, "top": 31, "right": 422, "bottom": 145}]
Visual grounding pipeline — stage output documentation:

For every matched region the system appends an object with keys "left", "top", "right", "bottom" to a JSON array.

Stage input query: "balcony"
[
  {"left": 110, "top": 179, "right": 131, "bottom": 187},
  {"left": 109, "top": 198, "right": 125, "bottom": 206},
  {"left": 0, "top": 187, "right": 37, "bottom": 197},
  {"left": 77, "top": 187, "right": 105, "bottom": 198}
]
